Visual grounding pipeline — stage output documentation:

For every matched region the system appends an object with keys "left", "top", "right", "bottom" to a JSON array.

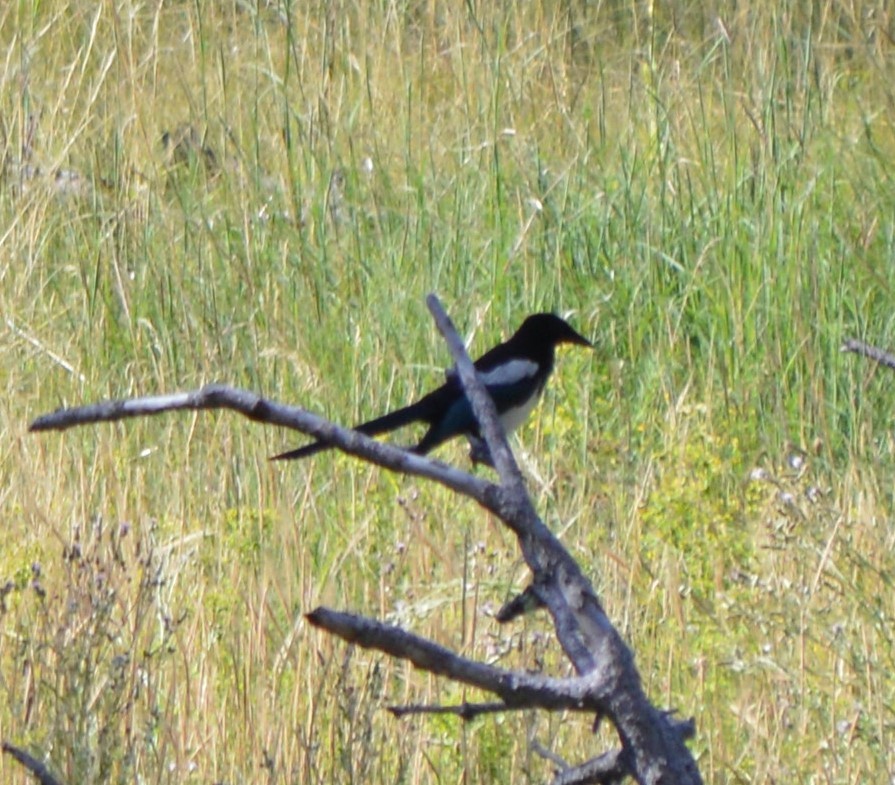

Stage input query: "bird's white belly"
[{"left": 499, "top": 389, "right": 542, "bottom": 434}]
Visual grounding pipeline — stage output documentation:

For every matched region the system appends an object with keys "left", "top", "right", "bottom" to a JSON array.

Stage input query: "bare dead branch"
[
  {"left": 550, "top": 747, "right": 629, "bottom": 785},
  {"left": 426, "top": 294, "right": 525, "bottom": 487},
  {"left": 538, "top": 717, "right": 695, "bottom": 785},
  {"left": 2, "top": 742, "right": 65, "bottom": 785},
  {"left": 29, "top": 384, "right": 498, "bottom": 511},
  {"left": 306, "top": 607, "right": 609, "bottom": 712},
  {"left": 841, "top": 337, "right": 895, "bottom": 370}
]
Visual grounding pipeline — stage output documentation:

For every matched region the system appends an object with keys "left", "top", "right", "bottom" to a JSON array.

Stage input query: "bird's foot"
[{"left": 467, "top": 436, "right": 495, "bottom": 468}]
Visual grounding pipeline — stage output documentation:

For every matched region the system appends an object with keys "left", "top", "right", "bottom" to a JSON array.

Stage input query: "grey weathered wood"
[{"left": 841, "top": 337, "right": 895, "bottom": 370}]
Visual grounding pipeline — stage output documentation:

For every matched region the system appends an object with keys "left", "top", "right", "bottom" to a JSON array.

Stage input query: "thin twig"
[
  {"left": 388, "top": 701, "right": 509, "bottom": 720},
  {"left": 7, "top": 318, "right": 84, "bottom": 381},
  {"left": 530, "top": 739, "right": 570, "bottom": 772}
]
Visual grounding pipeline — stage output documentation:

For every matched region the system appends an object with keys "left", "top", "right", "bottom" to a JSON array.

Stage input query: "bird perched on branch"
[{"left": 271, "top": 313, "right": 591, "bottom": 462}]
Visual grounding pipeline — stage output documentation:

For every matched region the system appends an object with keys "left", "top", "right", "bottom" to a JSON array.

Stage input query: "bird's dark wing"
[
  {"left": 412, "top": 358, "right": 544, "bottom": 454},
  {"left": 471, "top": 335, "right": 514, "bottom": 372},
  {"left": 440, "top": 328, "right": 534, "bottom": 387}
]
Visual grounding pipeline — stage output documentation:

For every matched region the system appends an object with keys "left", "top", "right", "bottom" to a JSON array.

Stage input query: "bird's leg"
[{"left": 466, "top": 436, "right": 495, "bottom": 468}]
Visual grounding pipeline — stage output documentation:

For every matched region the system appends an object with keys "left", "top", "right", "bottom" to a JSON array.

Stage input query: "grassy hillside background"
[{"left": 3, "top": 1, "right": 895, "bottom": 782}]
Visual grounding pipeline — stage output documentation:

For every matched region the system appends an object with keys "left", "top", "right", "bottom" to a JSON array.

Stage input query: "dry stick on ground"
[
  {"left": 841, "top": 337, "right": 895, "bottom": 370},
  {"left": 25, "top": 295, "right": 701, "bottom": 785}
]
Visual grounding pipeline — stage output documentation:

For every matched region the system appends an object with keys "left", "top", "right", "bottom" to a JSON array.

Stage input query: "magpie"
[{"left": 271, "top": 313, "right": 591, "bottom": 462}]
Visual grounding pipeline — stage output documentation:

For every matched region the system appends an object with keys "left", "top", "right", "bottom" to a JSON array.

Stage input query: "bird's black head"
[{"left": 515, "top": 313, "right": 592, "bottom": 348}]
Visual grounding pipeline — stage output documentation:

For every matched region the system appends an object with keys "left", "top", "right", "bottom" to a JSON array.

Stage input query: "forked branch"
[{"left": 23, "top": 295, "right": 702, "bottom": 785}]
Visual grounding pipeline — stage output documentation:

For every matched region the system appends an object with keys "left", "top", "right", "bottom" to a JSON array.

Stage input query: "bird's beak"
[{"left": 566, "top": 328, "right": 593, "bottom": 348}]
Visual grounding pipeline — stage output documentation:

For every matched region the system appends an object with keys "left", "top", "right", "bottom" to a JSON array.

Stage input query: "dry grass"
[{"left": 4, "top": 1, "right": 895, "bottom": 782}]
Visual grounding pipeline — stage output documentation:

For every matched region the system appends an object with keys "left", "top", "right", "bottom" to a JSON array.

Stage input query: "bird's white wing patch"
[{"left": 478, "top": 359, "right": 538, "bottom": 387}]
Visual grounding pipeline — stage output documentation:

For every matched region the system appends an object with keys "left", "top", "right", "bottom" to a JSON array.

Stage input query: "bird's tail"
[{"left": 270, "top": 400, "right": 429, "bottom": 461}]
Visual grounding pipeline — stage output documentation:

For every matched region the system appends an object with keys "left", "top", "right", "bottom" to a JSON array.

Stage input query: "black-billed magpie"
[{"left": 271, "top": 313, "right": 591, "bottom": 462}]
